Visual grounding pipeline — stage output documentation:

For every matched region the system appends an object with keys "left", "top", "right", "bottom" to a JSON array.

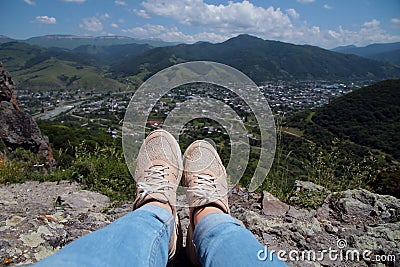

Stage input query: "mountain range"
[
  {"left": 111, "top": 34, "right": 400, "bottom": 83},
  {"left": 332, "top": 42, "right": 400, "bottom": 66},
  {"left": 0, "top": 34, "right": 178, "bottom": 49},
  {"left": 1, "top": 34, "right": 400, "bottom": 90}
]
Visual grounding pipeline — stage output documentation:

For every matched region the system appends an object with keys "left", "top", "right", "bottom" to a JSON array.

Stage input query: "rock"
[
  {"left": 61, "top": 190, "right": 110, "bottom": 213},
  {"left": 0, "top": 181, "right": 130, "bottom": 266},
  {"left": 262, "top": 191, "right": 289, "bottom": 216},
  {"left": 0, "top": 62, "right": 18, "bottom": 109},
  {"left": 1, "top": 181, "right": 400, "bottom": 267},
  {"left": 0, "top": 63, "right": 55, "bottom": 167},
  {"left": 324, "top": 223, "right": 338, "bottom": 234}
]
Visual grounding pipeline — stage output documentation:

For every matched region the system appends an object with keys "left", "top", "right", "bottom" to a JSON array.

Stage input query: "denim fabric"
[
  {"left": 34, "top": 204, "right": 173, "bottom": 267},
  {"left": 193, "top": 213, "right": 288, "bottom": 267},
  {"left": 34, "top": 206, "right": 288, "bottom": 267}
]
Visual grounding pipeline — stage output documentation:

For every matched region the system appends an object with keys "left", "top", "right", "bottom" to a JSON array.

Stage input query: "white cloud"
[
  {"left": 61, "top": 0, "right": 85, "bottom": 2},
  {"left": 122, "top": 24, "right": 228, "bottom": 43},
  {"left": 391, "top": 18, "right": 400, "bottom": 28},
  {"left": 391, "top": 18, "right": 400, "bottom": 24},
  {"left": 322, "top": 23, "right": 400, "bottom": 48},
  {"left": 133, "top": 9, "right": 151, "bottom": 19},
  {"left": 23, "top": 0, "right": 36, "bottom": 6},
  {"left": 34, "top": 16, "right": 57, "bottom": 24},
  {"left": 115, "top": 0, "right": 127, "bottom": 6},
  {"left": 296, "top": 0, "right": 315, "bottom": 3},
  {"left": 99, "top": 13, "right": 111, "bottom": 20},
  {"left": 363, "top": 19, "right": 380, "bottom": 28},
  {"left": 111, "top": 23, "right": 119, "bottom": 28},
  {"left": 286, "top": 8, "right": 299, "bottom": 20},
  {"left": 129, "top": 0, "right": 400, "bottom": 48},
  {"left": 323, "top": 4, "right": 333, "bottom": 10},
  {"left": 80, "top": 17, "right": 103, "bottom": 32},
  {"left": 141, "top": 0, "right": 294, "bottom": 38}
]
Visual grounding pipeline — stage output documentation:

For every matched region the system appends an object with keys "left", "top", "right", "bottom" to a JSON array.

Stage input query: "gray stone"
[
  {"left": 1, "top": 181, "right": 400, "bottom": 267},
  {"left": 325, "top": 224, "right": 338, "bottom": 234},
  {"left": 61, "top": 190, "right": 110, "bottom": 212},
  {"left": 262, "top": 191, "right": 290, "bottom": 216}
]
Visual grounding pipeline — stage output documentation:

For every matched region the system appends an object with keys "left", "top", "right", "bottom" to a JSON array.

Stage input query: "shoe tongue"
[{"left": 151, "top": 164, "right": 165, "bottom": 169}]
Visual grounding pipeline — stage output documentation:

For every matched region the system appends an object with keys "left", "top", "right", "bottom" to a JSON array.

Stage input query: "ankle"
[
  {"left": 147, "top": 201, "right": 173, "bottom": 214},
  {"left": 193, "top": 206, "right": 223, "bottom": 226}
]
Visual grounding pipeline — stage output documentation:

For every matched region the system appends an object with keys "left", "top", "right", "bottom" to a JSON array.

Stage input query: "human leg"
[
  {"left": 34, "top": 129, "right": 183, "bottom": 267},
  {"left": 193, "top": 212, "right": 288, "bottom": 267},
  {"left": 183, "top": 140, "right": 287, "bottom": 267},
  {"left": 34, "top": 204, "right": 174, "bottom": 267}
]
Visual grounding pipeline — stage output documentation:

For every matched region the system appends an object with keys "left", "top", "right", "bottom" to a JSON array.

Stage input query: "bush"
[
  {"left": 0, "top": 148, "right": 53, "bottom": 184},
  {"left": 67, "top": 142, "right": 135, "bottom": 201}
]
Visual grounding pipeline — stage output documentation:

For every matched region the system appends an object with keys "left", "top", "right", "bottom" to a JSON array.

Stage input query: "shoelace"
[
  {"left": 137, "top": 166, "right": 175, "bottom": 201},
  {"left": 187, "top": 174, "right": 219, "bottom": 200}
]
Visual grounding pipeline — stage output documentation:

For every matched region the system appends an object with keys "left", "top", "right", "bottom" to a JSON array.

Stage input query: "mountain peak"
[{"left": 229, "top": 34, "right": 264, "bottom": 42}]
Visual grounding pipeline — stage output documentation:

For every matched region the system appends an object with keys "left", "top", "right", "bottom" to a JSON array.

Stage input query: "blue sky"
[{"left": 1, "top": 0, "right": 400, "bottom": 48}]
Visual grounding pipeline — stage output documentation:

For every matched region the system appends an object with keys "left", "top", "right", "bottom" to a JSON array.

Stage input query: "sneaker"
[
  {"left": 133, "top": 129, "right": 183, "bottom": 261},
  {"left": 183, "top": 140, "right": 230, "bottom": 266}
]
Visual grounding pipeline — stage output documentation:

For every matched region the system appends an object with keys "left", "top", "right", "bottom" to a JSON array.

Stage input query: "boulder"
[
  {"left": 262, "top": 191, "right": 290, "bottom": 216},
  {"left": 0, "top": 63, "right": 55, "bottom": 167}
]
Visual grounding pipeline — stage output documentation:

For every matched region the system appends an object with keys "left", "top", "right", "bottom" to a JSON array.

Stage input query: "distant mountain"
[
  {"left": 0, "top": 42, "right": 94, "bottom": 71},
  {"left": 112, "top": 34, "right": 400, "bottom": 83},
  {"left": 0, "top": 42, "right": 47, "bottom": 71},
  {"left": 0, "top": 42, "right": 124, "bottom": 91},
  {"left": 12, "top": 58, "right": 125, "bottom": 91},
  {"left": 0, "top": 35, "right": 14, "bottom": 44},
  {"left": 72, "top": 43, "right": 153, "bottom": 64},
  {"left": 3, "top": 34, "right": 400, "bottom": 90},
  {"left": 332, "top": 42, "right": 400, "bottom": 65},
  {"left": 24, "top": 35, "right": 178, "bottom": 50}
]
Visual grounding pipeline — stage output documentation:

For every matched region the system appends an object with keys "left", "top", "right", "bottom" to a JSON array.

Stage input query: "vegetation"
[
  {"left": 111, "top": 34, "right": 400, "bottom": 83},
  {"left": 2, "top": 35, "right": 400, "bottom": 92},
  {"left": 332, "top": 42, "right": 400, "bottom": 66},
  {"left": 0, "top": 42, "right": 126, "bottom": 91},
  {"left": 0, "top": 121, "right": 133, "bottom": 201},
  {"left": 13, "top": 58, "right": 125, "bottom": 91},
  {"left": 311, "top": 79, "right": 400, "bottom": 160},
  {"left": 284, "top": 79, "right": 400, "bottom": 198},
  {"left": 1, "top": 37, "right": 399, "bottom": 202}
]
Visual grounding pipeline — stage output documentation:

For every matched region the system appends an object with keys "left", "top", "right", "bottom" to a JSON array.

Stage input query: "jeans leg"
[
  {"left": 34, "top": 204, "right": 174, "bottom": 267},
  {"left": 193, "top": 213, "right": 288, "bottom": 267}
]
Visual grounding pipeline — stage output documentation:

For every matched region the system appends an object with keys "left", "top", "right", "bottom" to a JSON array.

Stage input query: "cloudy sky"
[{"left": 2, "top": 0, "right": 400, "bottom": 48}]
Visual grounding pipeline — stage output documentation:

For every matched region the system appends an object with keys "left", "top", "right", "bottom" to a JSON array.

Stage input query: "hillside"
[
  {"left": 332, "top": 42, "right": 400, "bottom": 65},
  {"left": 112, "top": 34, "right": 400, "bottom": 83},
  {"left": 284, "top": 79, "right": 400, "bottom": 197},
  {"left": 72, "top": 43, "right": 153, "bottom": 64},
  {"left": 310, "top": 79, "right": 400, "bottom": 160},
  {"left": 12, "top": 58, "right": 125, "bottom": 91},
  {"left": 2, "top": 35, "right": 400, "bottom": 90},
  {"left": 0, "top": 35, "right": 14, "bottom": 44},
  {"left": 0, "top": 42, "right": 125, "bottom": 91},
  {"left": 0, "top": 42, "right": 47, "bottom": 71}
]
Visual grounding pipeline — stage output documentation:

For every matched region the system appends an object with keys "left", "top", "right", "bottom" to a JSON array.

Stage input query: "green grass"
[
  {"left": 12, "top": 58, "right": 126, "bottom": 91},
  {"left": 282, "top": 127, "right": 304, "bottom": 137},
  {"left": 0, "top": 42, "right": 45, "bottom": 71}
]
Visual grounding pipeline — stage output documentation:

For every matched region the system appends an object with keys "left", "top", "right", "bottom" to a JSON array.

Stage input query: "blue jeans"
[{"left": 34, "top": 204, "right": 287, "bottom": 267}]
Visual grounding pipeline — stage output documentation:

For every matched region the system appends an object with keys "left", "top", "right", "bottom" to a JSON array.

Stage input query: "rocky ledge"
[
  {"left": 0, "top": 180, "right": 399, "bottom": 266},
  {"left": 0, "top": 63, "right": 54, "bottom": 167}
]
